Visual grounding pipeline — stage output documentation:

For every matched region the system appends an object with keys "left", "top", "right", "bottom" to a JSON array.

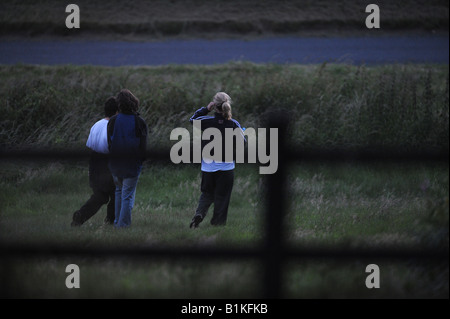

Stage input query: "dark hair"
[
  {"left": 117, "top": 89, "right": 139, "bottom": 114},
  {"left": 104, "top": 96, "right": 118, "bottom": 118}
]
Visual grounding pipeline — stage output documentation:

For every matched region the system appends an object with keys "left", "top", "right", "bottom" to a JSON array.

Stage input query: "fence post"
[{"left": 263, "top": 112, "right": 288, "bottom": 299}]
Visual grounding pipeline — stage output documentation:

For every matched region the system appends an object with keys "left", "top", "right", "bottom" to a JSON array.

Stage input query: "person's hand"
[{"left": 207, "top": 102, "right": 215, "bottom": 111}]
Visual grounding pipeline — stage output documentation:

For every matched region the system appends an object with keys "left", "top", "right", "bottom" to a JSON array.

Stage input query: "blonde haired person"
[
  {"left": 189, "top": 92, "right": 246, "bottom": 228},
  {"left": 213, "top": 92, "right": 232, "bottom": 120}
]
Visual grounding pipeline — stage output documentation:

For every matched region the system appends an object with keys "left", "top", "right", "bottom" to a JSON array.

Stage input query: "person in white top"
[
  {"left": 71, "top": 97, "right": 118, "bottom": 226},
  {"left": 86, "top": 118, "right": 110, "bottom": 154}
]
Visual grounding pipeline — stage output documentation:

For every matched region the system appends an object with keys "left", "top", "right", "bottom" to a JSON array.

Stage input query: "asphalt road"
[{"left": 0, "top": 36, "right": 448, "bottom": 66}]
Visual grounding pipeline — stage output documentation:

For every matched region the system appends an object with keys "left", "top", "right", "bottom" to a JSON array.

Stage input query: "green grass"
[
  {"left": 1, "top": 162, "right": 447, "bottom": 248},
  {"left": 0, "top": 161, "right": 448, "bottom": 298},
  {"left": 0, "top": 162, "right": 262, "bottom": 246}
]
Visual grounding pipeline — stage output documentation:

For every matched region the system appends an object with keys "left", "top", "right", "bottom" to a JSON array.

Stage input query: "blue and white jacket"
[{"left": 190, "top": 106, "right": 245, "bottom": 172}]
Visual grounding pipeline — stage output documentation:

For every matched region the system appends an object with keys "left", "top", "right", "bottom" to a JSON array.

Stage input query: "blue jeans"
[{"left": 112, "top": 175, "right": 140, "bottom": 228}]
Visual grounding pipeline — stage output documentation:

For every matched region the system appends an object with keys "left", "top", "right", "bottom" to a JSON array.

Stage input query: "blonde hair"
[{"left": 213, "top": 92, "right": 232, "bottom": 120}]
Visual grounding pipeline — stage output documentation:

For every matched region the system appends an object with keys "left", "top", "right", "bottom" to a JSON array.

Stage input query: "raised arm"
[
  {"left": 107, "top": 115, "right": 117, "bottom": 151},
  {"left": 189, "top": 102, "right": 215, "bottom": 124}
]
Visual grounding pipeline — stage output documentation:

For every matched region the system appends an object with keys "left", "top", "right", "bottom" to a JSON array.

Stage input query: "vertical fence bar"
[{"left": 263, "top": 113, "right": 288, "bottom": 299}]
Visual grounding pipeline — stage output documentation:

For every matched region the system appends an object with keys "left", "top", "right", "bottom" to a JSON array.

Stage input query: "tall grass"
[{"left": 1, "top": 63, "right": 448, "bottom": 152}]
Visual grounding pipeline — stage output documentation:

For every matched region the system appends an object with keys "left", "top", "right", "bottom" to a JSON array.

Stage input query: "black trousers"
[
  {"left": 73, "top": 186, "right": 115, "bottom": 225},
  {"left": 72, "top": 152, "right": 115, "bottom": 225},
  {"left": 195, "top": 170, "right": 234, "bottom": 226}
]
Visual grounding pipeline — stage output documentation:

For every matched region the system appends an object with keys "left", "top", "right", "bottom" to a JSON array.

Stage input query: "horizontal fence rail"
[
  {"left": 1, "top": 244, "right": 447, "bottom": 261},
  {"left": 0, "top": 147, "right": 448, "bottom": 163}
]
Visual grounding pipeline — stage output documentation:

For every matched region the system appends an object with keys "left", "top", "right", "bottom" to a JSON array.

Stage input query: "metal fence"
[{"left": 0, "top": 115, "right": 448, "bottom": 298}]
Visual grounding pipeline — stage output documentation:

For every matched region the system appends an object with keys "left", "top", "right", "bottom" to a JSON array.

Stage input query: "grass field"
[
  {"left": 1, "top": 0, "right": 448, "bottom": 39},
  {"left": 0, "top": 160, "right": 448, "bottom": 298},
  {"left": 0, "top": 62, "right": 448, "bottom": 298}
]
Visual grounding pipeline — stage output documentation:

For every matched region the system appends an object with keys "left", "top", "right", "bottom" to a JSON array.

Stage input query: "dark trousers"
[
  {"left": 72, "top": 152, "right": 115, "bottom": 225},
  {"left": 74, "top": 186, "right": 115, "bottom": 224},
  {"left": 195, "top": 170, "right": 234, "bottom": 226}
]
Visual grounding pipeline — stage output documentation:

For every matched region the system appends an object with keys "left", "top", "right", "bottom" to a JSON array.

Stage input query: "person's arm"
[
  {"left": 232, "top": 119, "right": 247, "bottom": 144},
  {"left": 189, "top": 102, "right": 215, "bottom": 124},
  {"left": 85, "top": 124, "right": 95, "bottom": 151},
  {"left": 107, "top": 115, "right": 116, "bottom": 152},
  {"left": 138, "top": 118, "right": 148, "bottom": 161}
]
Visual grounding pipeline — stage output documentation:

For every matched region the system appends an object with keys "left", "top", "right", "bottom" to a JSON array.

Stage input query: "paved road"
[{"left": 0, "top": 36, "right": 448, "bottom": 66}]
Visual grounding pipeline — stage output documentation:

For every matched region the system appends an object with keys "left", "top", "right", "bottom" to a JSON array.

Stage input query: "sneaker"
[
  {"left": 71, "top": 219, "right": 82, "bottom": 227},
  {"left": 104, "top": 217, "right": 114, "bottom": 225},
  {"left": 71, "top": 211, "right": 82, "bottom": 227},
  {"left": 189, "top": 215, "right": 203, "bottom": 229}
]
